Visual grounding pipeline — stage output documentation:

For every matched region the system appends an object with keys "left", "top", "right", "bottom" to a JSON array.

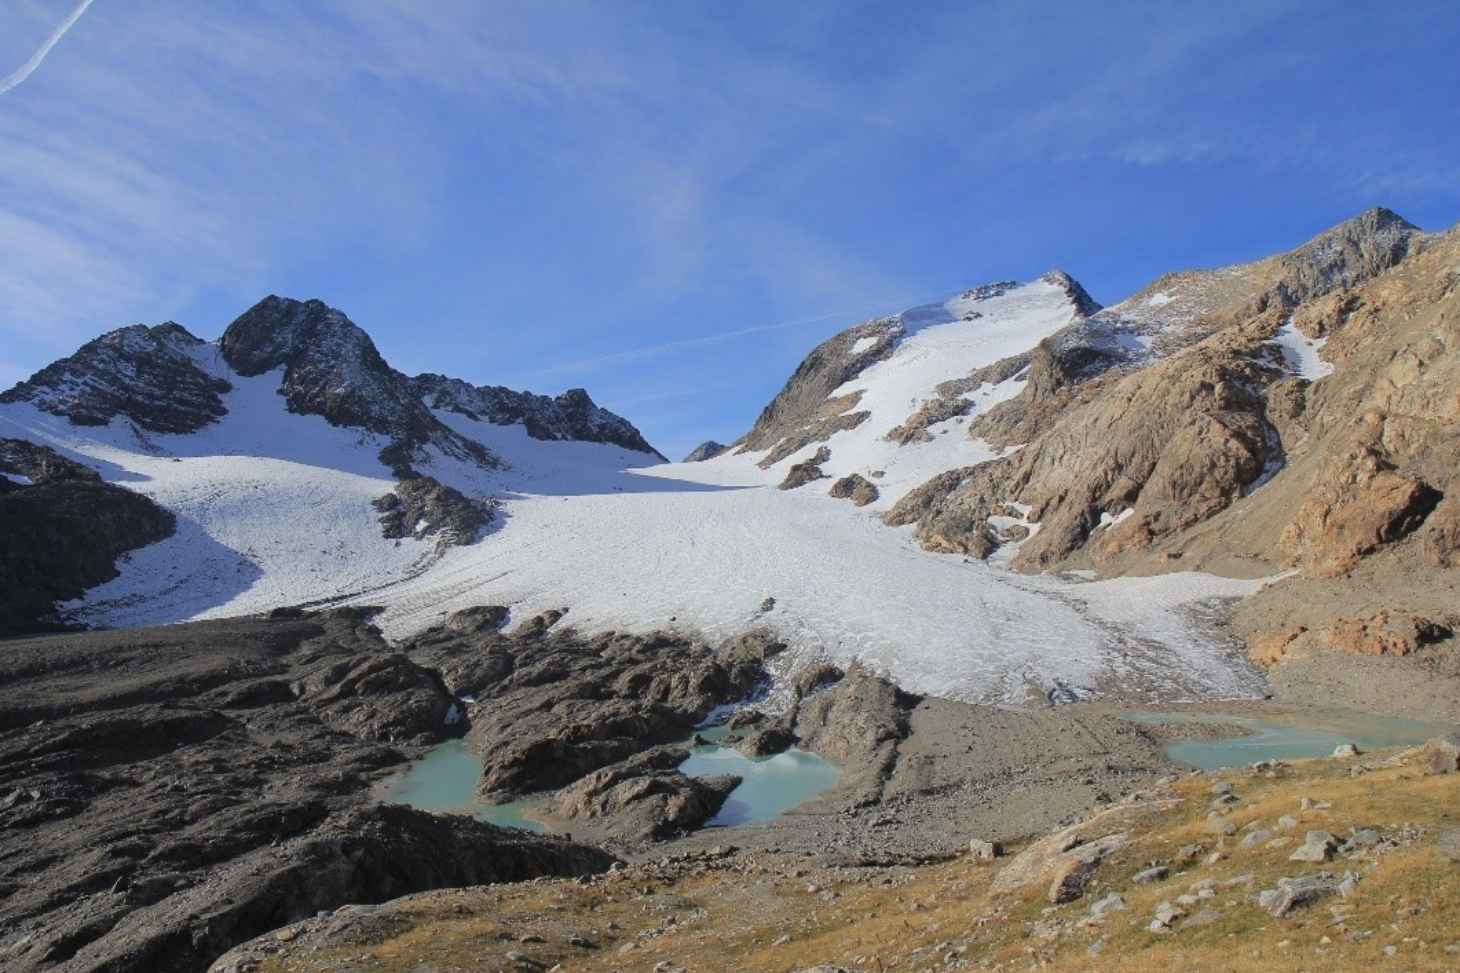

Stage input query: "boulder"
[
  {"left": 828, "top": 473, "right": 880, "bottom": 507},
  {"left": 1420, "top": 735, "right": 1460, "bottom": 775}
]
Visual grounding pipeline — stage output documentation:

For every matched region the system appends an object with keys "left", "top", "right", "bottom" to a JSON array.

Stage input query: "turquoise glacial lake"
[
  {"left": 1125, "top": 708, "right": 1456, "bottom": 770},
  {"left": 382, "top": 723, "right": 840, "bottom": 831}
]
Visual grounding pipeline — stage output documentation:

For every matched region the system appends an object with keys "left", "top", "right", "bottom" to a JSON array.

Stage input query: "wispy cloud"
[
  {"left": 529, "top": 306, "right": 882, "bottom": 379},
  {"left": 0, "top": 0, "right": 95, "bottom": 95}
]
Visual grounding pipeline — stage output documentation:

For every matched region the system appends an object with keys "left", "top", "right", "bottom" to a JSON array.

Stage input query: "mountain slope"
[{"left": 0, "top": 297, "right": 662, "bottom": 636}]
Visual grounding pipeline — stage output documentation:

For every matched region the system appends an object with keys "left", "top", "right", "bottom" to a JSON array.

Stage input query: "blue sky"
[{"left": 2, "top": 1, "right": 1458, "bottom": 460}]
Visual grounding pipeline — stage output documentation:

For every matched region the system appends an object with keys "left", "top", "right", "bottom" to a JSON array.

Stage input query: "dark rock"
[
  {"left": 444, "top": 605, "right": 510, "bottom": 633},
  {"left": 413, "top": 373, "right": 664, "bottom": 458},
  {"left": 682, "top": 441, "right": 727, "bottom": 462},
  {"left": 0, "top": 323, "right": 229, "bottom": 433},
  {"left": 0, "top": 610, "right": 615, "bottom": 973},
  {"left": 373, "top": 475, "right": 493, "bottom": 548},
  {"left": 219, "top": 296, "right": 497, "bottom": 476},
  {"left": 0, "top": 451, "right": 175, "bottom": 636},
  {"left": 779, "top": 447, "right": 832, "bottom": 491},
  {"left": 828, "top": 473, "right": 880, "bottom": 506}
]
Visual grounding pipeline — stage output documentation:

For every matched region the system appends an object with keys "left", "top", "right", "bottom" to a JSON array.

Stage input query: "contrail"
[{"left": 0, "top": 0, "right": 96, "bottom": 95}]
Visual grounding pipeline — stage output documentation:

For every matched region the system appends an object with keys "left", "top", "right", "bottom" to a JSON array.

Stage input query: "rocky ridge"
[{"left": 413, "top": 373, "right": 663, "bottom": 459}]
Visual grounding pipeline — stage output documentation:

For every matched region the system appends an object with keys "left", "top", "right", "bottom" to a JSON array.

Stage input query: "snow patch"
[
  {"left": 850, "top": 335, "right": 880, "bottom": 355},
  {"left": 1, "top": 471, "right": 33, "bottom": 486},
  {"left": 1097, "top": 508, "right": 1135, "bottom": 530},
  {"left": 1145, "top": 292, "right": 1175, "bottom": 307},
  {"left": 1268, "top": 318, "right": 1334, "bottom": 381}
]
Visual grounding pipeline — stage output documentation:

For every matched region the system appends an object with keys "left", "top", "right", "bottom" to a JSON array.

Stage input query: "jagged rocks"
[
  {"left": 682, "top": 440, "right": 727, "bottom": 462},
  {"left": 885, "top": 396, "right": 973, "bottom": 445},
  {"left": 0, "top": 438, "right": 101, "bottom": 483},
  {"left": 373, "top": 475, "right": 493, "bottom": 548},
  {"left": 779, "top": 446, "right": 832, "bottom": 490},
  {"left": 828, "top": 473, "right": 879, "bottom": 506},
  {"left": 414, "top": 374, "right": 664, "bottom": 457},
  {"left": 0, "top": 445, "right": 175, "bottom": 636},
  {"left": 220, "top": 296, "right": 497, "bottom": 474},
  {"left": 739, "top": 318, "right": 901, "bottom": 461},
  {"left": 0, "top": 323, "right": 230, "bottom": 433},
  {"left": 295, "top": 652, "right": 457, "bottom": 742}
]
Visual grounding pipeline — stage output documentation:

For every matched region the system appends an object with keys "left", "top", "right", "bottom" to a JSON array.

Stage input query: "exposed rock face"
[
  {"left": 682, "top": 440, "right": 727, "bottom": 462},
  {"left": 413, "top": 373, "right": 664, "bottom": 458},
  {"left": 1247, "top": 612, "right": 1453, "bottom": 666},
  {"left": 0, "top": 609, "right": 615, "bottom": 973},
  {"left": 0, "top": 323, "right": 230, "bottom": 433},
  {"left": 0, "top": 439, "right": 103, "bottom": 483},
  {"left": 738, "top": 318, "right": 901, "bottom": 459},
  {"left": 554, "top": 747, "right": 740, "bottom": 841},
  {"left": 778, "top": 446, "right": 831, "bottom": 491},
  {"left": 885, "top": 395, "right": 973, "bottom": 445},
  {"left": 887, "top": 208, "right": 1435, "bottom": 572},
  {"left": 400, "top": 622, "right": 782, "bottom": 802},
  {"left": 372, "top": 475, "right": 493, "bottom": 548},
  {"left": 220, "top": 296, "right": 497, "bottom": 475},
  {"left": 0, "top": 441, "right": 175, "bottom": 636},
  {"left": 828, "top": 473, "right": 879, "bottom": 506},
  {"left": 1280, "top": 445, "right": 1441, "bottom": 577}
]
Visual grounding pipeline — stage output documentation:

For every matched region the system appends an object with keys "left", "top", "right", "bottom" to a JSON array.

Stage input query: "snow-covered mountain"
[
  {"left": 10, "top": 207, "right": 1436, "bottom": 706},
  {"left": 0, "top": 280, "right": 1276, "bottom": 706}
]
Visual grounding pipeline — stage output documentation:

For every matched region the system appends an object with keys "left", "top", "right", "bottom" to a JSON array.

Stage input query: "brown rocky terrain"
[
  {"left": 211, "top": 737, "right": 1460, "bottom": 973},
  {"left": 875, "top": 209, "right": 1460, "bottom": 704}
]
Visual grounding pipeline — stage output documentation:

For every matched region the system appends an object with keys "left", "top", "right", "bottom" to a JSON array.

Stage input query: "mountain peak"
[
  {"left": 0, "top": 322, "right": 230, "bottom": 433},
  {"left": 1038, "top": 269, "right": 1102, "bottom": 318}
]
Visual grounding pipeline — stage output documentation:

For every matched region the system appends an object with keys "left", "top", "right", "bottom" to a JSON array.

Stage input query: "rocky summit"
[{"left": 4, "top": 207, "right": 1460, "bottom": 973}]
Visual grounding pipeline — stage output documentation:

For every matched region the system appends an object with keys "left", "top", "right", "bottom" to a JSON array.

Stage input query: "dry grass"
[{"left": 254, "top": 750, "right": 1460, "bottom": 972}]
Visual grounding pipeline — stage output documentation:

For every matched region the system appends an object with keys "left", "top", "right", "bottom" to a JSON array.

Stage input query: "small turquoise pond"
[
  {"left": 381, "top": 739, "right": 546, "bottom": 832},
  {"left": 680, "top": 725, "right": 841, "bottom": 827},
  {"left": 1126, "top": 709, "right": 1457, "bottom": 771},
  {"left": 382, "top": 724, "right": 840, "bottom": 831}
]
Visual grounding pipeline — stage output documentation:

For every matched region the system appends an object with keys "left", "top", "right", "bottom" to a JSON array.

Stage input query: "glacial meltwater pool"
[
  {"left": 381, "top": 726, "right": 840, "bottom": 832},
  {"left": 1125, "top": 709, "right": 1457, "bottom": 770},
  {"left": 380, "top": 739, "right": 547, "bottom": 832},
  {"left": 680, "top": 725, "right": 841, "bottom": 827}
]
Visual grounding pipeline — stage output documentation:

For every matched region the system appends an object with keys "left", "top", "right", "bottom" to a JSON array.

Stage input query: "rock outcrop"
[
  {"left": 220, "top": 296, "right": 498, "bottom": 475},
  {"left": 828, "top": 473, "right": 879, "bottom": 506},
  {"left": 887, "top": 208, "right": 1435, "bottom": 573},
  {"left": 682, "top": 440, "right": 728, "bottom": 462},
  {"left": 372, "top": 474, "right": 494, "bottom": 548},
  {"left": 413, "top": 373, "right": 664, "bottom": 458},
  {"left": 778, "top": 446, "right": 832, "bottom": 491},
  {"left": 400, "top": 622, "right": 782, "bottom": 802},
  {"left": 0, "top": 324, "right": 230, "bottom": 433},
  {"left": 0, "top": 609, "right": 617, "bottom": 973},
  {"left": 0, "top": 441, "right": 175, "bottom": 636}
]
